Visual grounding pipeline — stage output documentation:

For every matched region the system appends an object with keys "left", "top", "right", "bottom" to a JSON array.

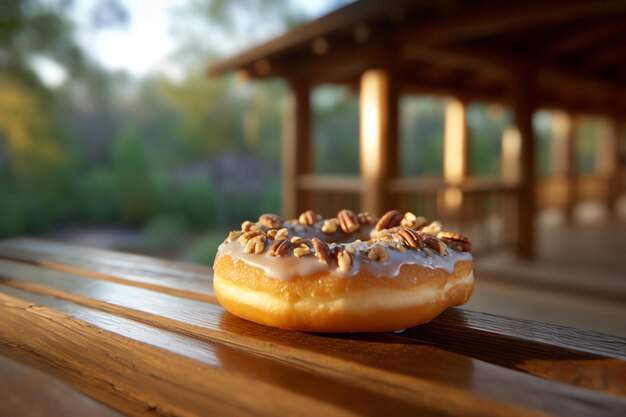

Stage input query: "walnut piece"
[
  {"left": 337, "top": 209, "right": 360, "bottom": 233},
  {"left": 420, "top": 221, "right": 442, "bottom": 235}
]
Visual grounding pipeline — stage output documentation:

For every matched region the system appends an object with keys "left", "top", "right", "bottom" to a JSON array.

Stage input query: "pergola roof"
[{"left": 208, "top": 0, "right": 626, "bottom": 114}]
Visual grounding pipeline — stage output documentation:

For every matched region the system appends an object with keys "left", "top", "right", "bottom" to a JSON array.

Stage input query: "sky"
[{"left": 68, "top": 0, "right": 343, "bottom": 81}]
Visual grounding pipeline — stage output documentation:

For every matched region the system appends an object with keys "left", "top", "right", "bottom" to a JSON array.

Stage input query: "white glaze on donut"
[{"left": 216, "top": 240, "right": 472, "bottom": 282}]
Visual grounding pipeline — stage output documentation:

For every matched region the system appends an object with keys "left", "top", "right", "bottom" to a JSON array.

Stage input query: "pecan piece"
[
  {"left": 268, "top": 238, "right": 293, "bottom": 257},
  {"left": 241, "top": 220, "right": 261, "bottom": 232},
  {"left": 437, "top": 231, "right": 472, "bottom": 252},
  {"left": 238, "top": 230, "right": 265, "bottom": 246},
  {"left": 298, "top": 210, "right": 321, "bottom": 226},
  {"left": 400, "top": 212, "right": 428, "bottom": 229},
  {"left": 367, "top": 244, "right": 389, "bottom": 263},
  {"left": 420, "top": 221, "right": 442, "bottom": 235},
  {"left": 357, "top": 212, "right": 378, "bottom": 225},
  {"left": 321, "top": 218, "right": 338, "bottom": 234},
  {"left": 395, "top": 228, "right": 423, "bottom": 250},
  {"left": 311, "top": 237, "right": 333, "bottom": 265},
  {"left": 337, "top": 209, "right": 360, "bottom": 233},
  {"left": 375, "top": 210, "right": 403, "bottom": 231},
  {"left": 243, "top": 235, "right": 267, "bottom": 254},
  {"left": 225, "top": 230, "right": 244, "bottom": 243},
  {"left": 293, "top": 244, "right": 311, "bottom": 257},
  {"left": 336, "top": 250, "right": 353, "bottom": 272},
  {"left": 422, "top": 234, "right": 447, "bottom": 256},
  {"left": 259, "top": 213, "right": 282, "bottom": 229}
]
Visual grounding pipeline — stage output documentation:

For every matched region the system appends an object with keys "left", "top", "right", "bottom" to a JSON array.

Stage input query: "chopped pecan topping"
[
  {"left": 311, "top": 237, "right": 333, "bottom": 265},
  {"left": 337, "top": 250, "right": 353, "bottom": 271},
  {"left": 268, "top": 238, "right": 293, "bottom": 257},
  {"left": 259, "top": 213, "right": 282, "bottom": 229},
  {"left": 293, "top": 244, "right": 311, "bottom": 257},
  {"left": 375, "top": 210, "right": 403, "bottom": 231},
  {"left": 357, "top": 212, "right": 378, "bottom": 225},
  {"left": 437, "top": 231, "right": 472, "bottom": 252},
  {"left": 367, "top": 244, "right": 389, "bottom": 263},
  {"left": 241, "top": 220, "right": 261, "bottom": 232},
  {"left": 321, "top": 218, "right": 338, "bottom": 234},
  {"left": 395, "top": 228, "right": 423, "bottom": 250},
  {"left": 298, "top": 210, "right": 321, "bottom": 226},
  {"left": 243, "top": 234, "right": 267, "bottom": 254},
  {"left": 420, "top": 221, "right": 442, "bottom": 235},
  {"left": 290, "top": 236, "right": 307, "bottom": 245},
  {"left": 225, "top": 230, "right": 244, "bottom": 243},
  {"left": 400, "top": 212, "right": 428, "bottom": 230},
  {"left": 238, "top": 230, "right": 265, "bottom": 246},
  {"left": 337, "top": 209, "right": 360, "bottom": 233},
  {"left": 422, "top": 234, "right": 447, "bottom": 256}
]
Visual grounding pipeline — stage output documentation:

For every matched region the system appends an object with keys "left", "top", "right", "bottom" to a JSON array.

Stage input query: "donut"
[{"left": 213, "top": 209, "right": 474, "bottom": 332}]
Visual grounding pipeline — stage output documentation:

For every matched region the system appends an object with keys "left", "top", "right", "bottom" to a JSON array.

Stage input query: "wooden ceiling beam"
[
  {"left": 399, "top": 0, "right": 626, "bottom": 46},
  {"left": 541, "top": 14, "right": 626, "bottom": 58}
]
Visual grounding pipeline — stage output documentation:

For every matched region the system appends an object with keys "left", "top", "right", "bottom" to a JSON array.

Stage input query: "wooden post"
[
  {"left": 282, "top": 80, "right": 312, "bottom": 218},
  {"left": 443, "top": 98, "right": 468, "bottom": 214},
  {"left": 511, "top": 70, "right": 536, "bottom": 259},
  {"left": 359, "top": 69, "right": 398, "bottom": 215},
  {"left": 551, "top": 111, "right": 577, "bottom": 220},
  {"left": 603, "top": 117, "right": 624, "bottom": 214}
]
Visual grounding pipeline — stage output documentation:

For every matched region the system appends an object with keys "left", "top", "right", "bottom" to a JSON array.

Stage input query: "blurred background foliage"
[{"left": 0, "top": 0, "right": 593, "bottom": 265}]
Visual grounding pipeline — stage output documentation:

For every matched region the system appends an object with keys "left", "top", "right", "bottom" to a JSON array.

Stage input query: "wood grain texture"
[
  {"left": 0, "top": 285, "right": 442, "bottom": 417},
  {"left": 1, "top": 239, "right": 625, "bottom": 417},
  {"left": 0, "top": 259, "right": 625, "bottom": 416},
  {"left": 0, "top": 355, "right": 124, "bottom": 417},
  {"left": 0, "top": 238, "right": 215, "bottom": 302}
]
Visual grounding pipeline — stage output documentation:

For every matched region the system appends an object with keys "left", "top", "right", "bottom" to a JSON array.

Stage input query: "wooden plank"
[
  {"left": 0, "top": 240, "right": 621, "bottom": 356},
  {"left": 0, "top": 285, "right": 437, "bottom": 417},
  {"left": 1, "top": 291, "right": 391, "bottom": 417},
  {"left": 0, "top": 354, "right": 125, "bottom": 417},
  {"left": 297, "top": 174, "right": 362, "bottom": 193},
  {"left": 0, "top": 238, "right": 215, "bottom": 302},
  {"left": 0, "top": 259, "right": 624, "bottom": 416}
]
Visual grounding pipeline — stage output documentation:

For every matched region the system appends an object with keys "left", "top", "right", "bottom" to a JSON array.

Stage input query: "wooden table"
[{"left": 0, "top": 238, "right": 624, "bottom": 417}]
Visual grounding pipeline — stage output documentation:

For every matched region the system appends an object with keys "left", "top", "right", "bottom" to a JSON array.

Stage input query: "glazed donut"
[{"left": 213, "top": 209, "right": 474, "bottom": 332}]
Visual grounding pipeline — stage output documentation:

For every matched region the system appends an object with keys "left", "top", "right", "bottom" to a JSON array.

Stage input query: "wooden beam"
[
  {"left": 400, "top": 0, "right": 626, "bottom": 46},
  {"left": 359, "top": 69, "right": 398, "bottom": 215},
  {"left": 510, "top": 70, "right": 537, "bottom": 259},
  {"left": 282, "top": 81, "right": 313, "bottom": 218},
  {"left": 541, "top": 15, "right": 626, "bottom": 58}
]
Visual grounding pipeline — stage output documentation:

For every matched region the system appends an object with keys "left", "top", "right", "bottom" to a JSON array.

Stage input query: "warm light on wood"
[
  {"left": 360, "top": 70, "right": 388, "bottom": 183},
  {"left": 359, "top": 69, "right": 396, "bottom": 214},
  {"left": 501, "top": 126, "right": 521, "bottom": 185},
  {"left": 444, "top": 98, "right": 467, "bottom": 185}
]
